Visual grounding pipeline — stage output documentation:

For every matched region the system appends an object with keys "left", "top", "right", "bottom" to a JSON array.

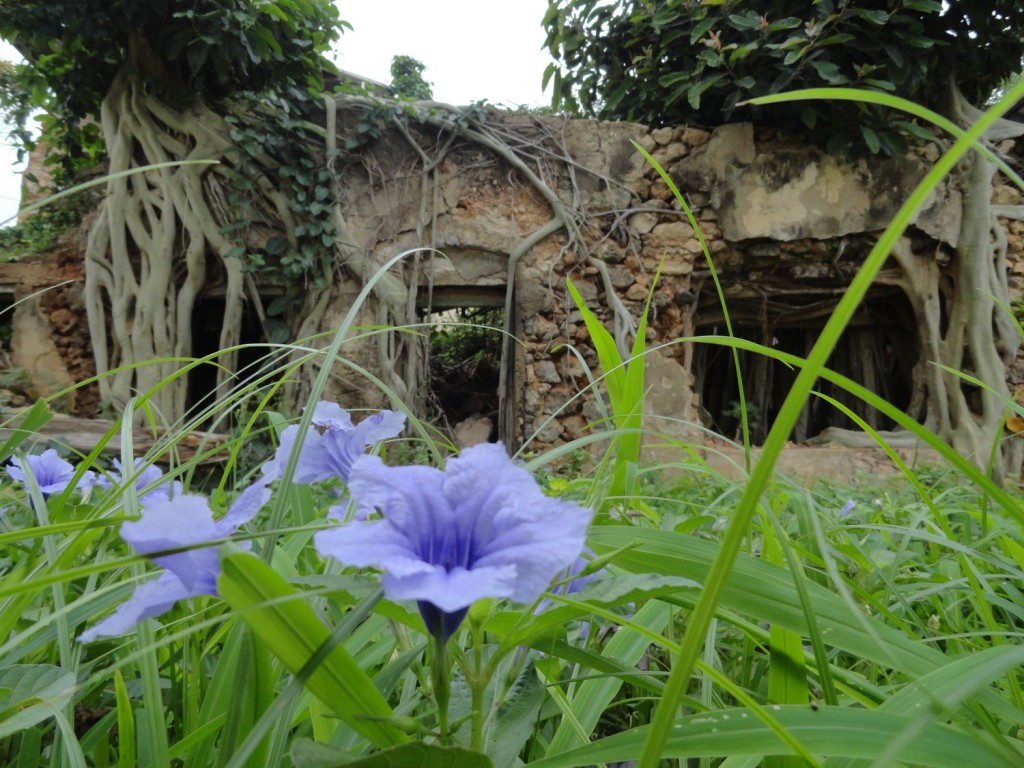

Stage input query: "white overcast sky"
[{"left": 0, "top": 0, "right": 554, "bottom": 225}]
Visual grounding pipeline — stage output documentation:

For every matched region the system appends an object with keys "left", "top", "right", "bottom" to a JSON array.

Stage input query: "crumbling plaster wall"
[
  {"left": 1, "top": 229, "right": 98, "bottom": 416},
  {"left": 320, "top": 113, "right": 1008, "bottom": 456}
]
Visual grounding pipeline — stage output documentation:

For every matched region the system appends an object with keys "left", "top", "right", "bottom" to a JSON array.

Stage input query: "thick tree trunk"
[
  {"left": 865, "top": 150, "right": 1022, "bottom": 481},
  {"left": 83, "top": 69, "right": 249, "bottom": 421}
]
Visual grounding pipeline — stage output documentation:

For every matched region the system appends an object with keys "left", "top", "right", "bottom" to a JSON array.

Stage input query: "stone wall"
[{"left": 317, "top": 112, "right": 1005, "bottom": 457}]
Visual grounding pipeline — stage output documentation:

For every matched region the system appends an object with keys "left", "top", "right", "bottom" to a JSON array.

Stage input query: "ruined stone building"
[{"left": 3, "top": 112, "right": 1023, "bottom": 474}]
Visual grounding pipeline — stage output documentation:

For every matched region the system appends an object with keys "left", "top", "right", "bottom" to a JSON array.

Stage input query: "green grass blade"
[
  {"left": 827, "top": 645, "right": 1024, "bottom": 768},
  {"left": 527, "top": 706, "right": 1020, "bottom": 768},
  {"left": 217, "top": 548, "right": 407, "bottom": 748},
  {"left": 631, "top": 143, "right": 754, "bottom": 465},
  {"left": 762, "top": 531, "right": 809, "bottom": 768},
  {"left": 114, "top": 669, "right": 136, "bottom": 768},
  {"left": 566, "top": 271, "right": 659, "bottom": 504},
  {"left": 768, "top": 508, "right": 839, "bottom": 708},
  {"left": 566, "top": 278, "right": 625, "bottom": 406},
  {"left": 589, "top": 526, "right": 951, "bottom": 681},
  {"left": 289, "top": 741, "right": 494, "bottom": 768},
  {"left": 685, "top": 335, "right": 1022, "bottom": 525},
  {"left": 0, "top": 400, "right": 52, "bottom": 464},
  {"left": 546, "top": 600, "right": 672, "bottom": 755}
]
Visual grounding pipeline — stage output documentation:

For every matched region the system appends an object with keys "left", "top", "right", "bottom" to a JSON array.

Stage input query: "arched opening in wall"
[
  {"left": 419, "top": 285, "right": 505, "bottom": 447},
  {"left": 188, "top": 295, "right": 266, "bottom": 417},
  {"left": 692, "top": 285, "right": 917, "bottom": 445}
]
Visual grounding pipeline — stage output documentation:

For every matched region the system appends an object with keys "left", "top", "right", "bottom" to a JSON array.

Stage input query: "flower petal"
[
  {"left": 216, "top": 481, "right": 271, "bottom": 535},
  {"left": 99, "top": 458, "right": 177, "bottom": 502},
  {"left": 120, "top": 495, "right": 221, "bottom": 593},
  {"left": 319, "top": 409, "right": 406, "bottom": 482},
  {"left": 261, "top": 425, "right": 322, "bottom": 483},
  {"left": 78, "top": 571, "right": 195, "bottom": 641},
  {"left": 442, "top": 443, "right": 591, "bottom": 602},
  {"left": 311, "top": 401, "right": 354, "bottom": 430},
  {"left": 325, "top": 444, "right": 594, "bottom": 626},
  {"left": 382, "top": 563, "right": 518, "bottom": 612},
  {"left": 347, "top": 456, "right": 452, "bottom": 547},
  {"left": 314, "top": 519, "right": 433, "bottom": 578},
  {"left": 351, "top": 409, "right": 406, "bottom": 445},
  {"left": 474, "top": 496, "right": 591, "bottom": 603},
  {"left": 8, "top": 449, "right": 82, "bottom": 495}
]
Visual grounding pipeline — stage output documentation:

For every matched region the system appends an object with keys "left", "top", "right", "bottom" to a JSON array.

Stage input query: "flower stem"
[
  {"left": 469, "top": 617, "right": 486, "bottom": 752},
  {"left": 430, "top": 631, "right": 451, "bottom": 743}
]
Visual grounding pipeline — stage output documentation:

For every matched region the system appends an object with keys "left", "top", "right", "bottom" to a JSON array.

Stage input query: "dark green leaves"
[{"left": 542, "top": 0, "right": 1024, "bottom": 155}]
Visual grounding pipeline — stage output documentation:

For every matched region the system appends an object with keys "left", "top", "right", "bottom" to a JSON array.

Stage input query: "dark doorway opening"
[
  {"left": 420, "top": 286, "right": 505, "bottom": 446},
  {"left": 0, "top": 289, "right": 14, "bottom": 356},
  {"left": 188, "top": 297, "right": 266, "bottom": 415},
  {"left": 693, "top": 286, "right": 916, "bottom": 444},
  {"left": 0, "top": 289, "right": 18, "bottom": 394}
]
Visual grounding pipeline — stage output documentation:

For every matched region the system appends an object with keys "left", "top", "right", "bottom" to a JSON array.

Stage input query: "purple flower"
[
  {"left": 79, "top": 486, "right": 269, "bottom": 641},
  {"left": 261, "top": 402, "right": 406, "bottom": 485},
  {"left": 840, "top": 500, "right": 857, "bottom": 517},
  {"left": 7, "top": 449, "right": 95, "bottom": 498},
  {"left": 314, "top": 443, "right": 593, "bottom": 639},
  {"left": 98, "top": 458, "right": 181, "bottom": 503}
]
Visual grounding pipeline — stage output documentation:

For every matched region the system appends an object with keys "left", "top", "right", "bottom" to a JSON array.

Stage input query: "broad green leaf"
[
  {"left": 0, "top": 664, "right": 76, "bottom": 738},
  {"left": 763, "top": 533, "right": 808, "bottom": 768},
  {"left": 827, "top": 645, "right": 1024, "bottom": 768},
  {"left": 527, "top": 706, "right": 1019, "bottom": 768},
  {"left": 486, "top": 662, "right": 544, "bottom": 768},
  {"left": 762, "top": 532, "right": 807, "bottom": 701},
  {"left": 727, "top": 12, "right": 761, "bottom": 31},
  {"left": 217, "top": 548, "right": 407, "bottom": 748},
  {"left": 811, "top": 60, "right": 848, "bottom": 85},
  {"left": 566, "top": 278, "right": 624, "bottom": 405},
  {"left": 893, "top": 119, "right": 936, "bottom": 142},
  {"left": 855, "top": 8, "right": 890, "bottom": 24},
  {"left": 576, "top": 574, "right": 700, "bottom": 605}
]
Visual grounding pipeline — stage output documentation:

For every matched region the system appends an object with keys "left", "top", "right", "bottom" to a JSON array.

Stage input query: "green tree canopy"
[
  {"left": 542, "top": 0, "right": 1024, "bottom": 153},
  {"left": 0, "top": 0, "right": 342, "bottom": 168},
  {"left": 390, "top": 55, "right": 433, "bottom": 100}
]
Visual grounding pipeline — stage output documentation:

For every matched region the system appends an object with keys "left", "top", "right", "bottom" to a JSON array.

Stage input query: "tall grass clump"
[{"left": 0, "top": 89, "right": 1022, "bottom": 768}]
